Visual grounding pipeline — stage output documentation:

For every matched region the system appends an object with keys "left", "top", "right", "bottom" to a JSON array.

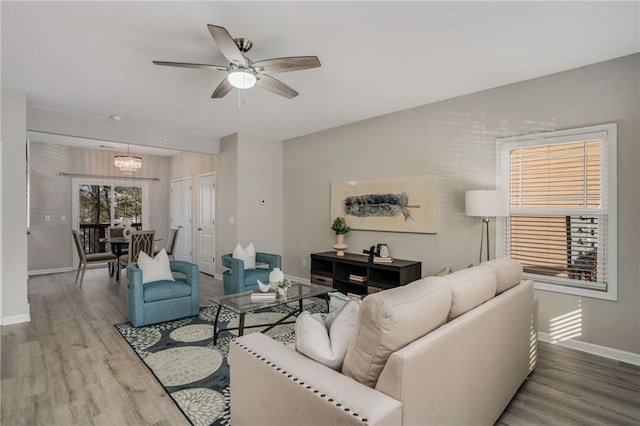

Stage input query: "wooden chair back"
[
  {"left": 166, "top": 227, "right": 179, "bottom": 256},
  {"left": 128, "top": 230, "right": 155, "bottom": 264},
  {"left": 72, "top": 230, "right": 86, "bottom": 263}
]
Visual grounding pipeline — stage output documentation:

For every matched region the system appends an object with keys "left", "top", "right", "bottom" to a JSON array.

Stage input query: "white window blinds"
[{"left": 499, "top": 125, "right": 616, "bottom": 297}]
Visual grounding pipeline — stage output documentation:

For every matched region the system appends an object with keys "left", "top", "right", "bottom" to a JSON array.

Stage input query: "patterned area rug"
[{"left": 115, "top": 299, "right": 327, "bottom": 426}]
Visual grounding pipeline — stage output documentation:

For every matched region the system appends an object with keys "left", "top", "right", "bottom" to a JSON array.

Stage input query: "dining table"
[{"left": 99, "top": 236, "right": 129, "bottom": 281}]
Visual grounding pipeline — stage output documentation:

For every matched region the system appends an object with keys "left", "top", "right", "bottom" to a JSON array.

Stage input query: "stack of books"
[
  {"left": 349, "top": 274, "right": 367, "bottom": 283},
  {"left": 373, "top": 256, "right": 394, "bottom": 264},
  {"left": 250, "top": 290, "right": 277, "bottom": 302}
]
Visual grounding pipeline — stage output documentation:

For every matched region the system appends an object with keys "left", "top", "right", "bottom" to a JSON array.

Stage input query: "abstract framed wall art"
[{"left": 331, "top": 175, "right": 437, "bottom": 234}]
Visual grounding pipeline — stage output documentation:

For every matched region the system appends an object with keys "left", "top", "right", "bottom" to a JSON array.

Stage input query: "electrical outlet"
[
  {"left": 302, "top": 258, "right": 308, "bottom": 267},
  {"left": 61, "top": 215, "right": 66, "bottom": 222},
  {"left": 45, "top": 215, "right": 51, "bottom": 222}
]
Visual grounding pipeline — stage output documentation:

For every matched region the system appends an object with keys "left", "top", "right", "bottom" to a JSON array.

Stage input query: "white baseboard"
[
  {"left": 538, "top": 331, "right": 640, "bottom": 366},
  {"left": 213, "top": 273, "right": 223, "bottom": 281},
  {"left": 29, "top": 267, "right": 74, "bottom": 276},
  {"left": 2, "top": 311, "right": 31, "bottom": 326}
]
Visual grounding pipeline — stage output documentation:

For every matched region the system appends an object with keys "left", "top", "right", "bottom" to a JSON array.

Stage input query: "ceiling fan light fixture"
[{"left": 227, "top": 70, "right": 256, "bottom": 89}]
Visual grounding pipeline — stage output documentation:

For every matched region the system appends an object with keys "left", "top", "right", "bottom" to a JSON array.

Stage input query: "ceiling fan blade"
[
  {"left": 212, "top": 78, "right": 233, "bottom": 98},
  {"left": 256, "top": 74, "right": 299, "bottom": 99},
  {"left": 153, "top": 61, "right": 228, "bottom": 71},
  {"left": 207, "top": 24, "right": 247, "bottom": 67},
  {"left": 253, "top": 56, "right": 321, "bottom": 74}
]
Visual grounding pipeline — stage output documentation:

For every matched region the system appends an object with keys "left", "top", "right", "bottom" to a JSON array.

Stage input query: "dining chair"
[
  {"left": 106, "top": 225, "right": 129, "bottom": 274},
  {"left": 119, "top": 230, "right": 156, "bottom": 271},
  {"left": 72, "top": 230, "right": 117, "bottom": 287},
  {"left": 154, "top": 227, "right": 179, "bottom": 260}
]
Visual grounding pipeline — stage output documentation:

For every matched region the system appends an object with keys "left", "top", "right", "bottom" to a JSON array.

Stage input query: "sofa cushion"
[
  {"left": 295, "top": 299, "right": 361, "bottom": 370},
  {"left": 481, "top": 257, "right": 523, "bottom": 294},
  {"left": 445, "top": 265, "right": 497, "bottom": 320},
  {"left": 143, "top": 279, "right": 192, "bottom": 302},
  {"left": 342, "top": 277, "right": 452, "bottom": 387},
  {"left": 233, "top": 243, "right": 256, "bottom": 270}
]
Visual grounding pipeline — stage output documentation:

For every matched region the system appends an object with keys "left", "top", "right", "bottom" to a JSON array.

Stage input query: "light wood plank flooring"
[{"left": 2, "top": 268, "right": 639, "bottom": 425}]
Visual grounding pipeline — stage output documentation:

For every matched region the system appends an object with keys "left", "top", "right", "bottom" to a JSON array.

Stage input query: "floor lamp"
[{"left": 465, "top": 190, "right": 509, "bottom": 264}]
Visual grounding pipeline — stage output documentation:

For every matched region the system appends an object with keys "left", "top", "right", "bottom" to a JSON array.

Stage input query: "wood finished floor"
[{"left": 1, "top": 268, "right": 639, "bottom": 425}]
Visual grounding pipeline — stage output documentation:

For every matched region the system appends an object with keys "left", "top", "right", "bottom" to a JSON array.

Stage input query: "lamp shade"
[{"left": 465, "top": 190, "right": 509, "bottom": 217}]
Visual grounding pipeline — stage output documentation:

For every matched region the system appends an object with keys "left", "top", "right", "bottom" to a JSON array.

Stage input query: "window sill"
[{"left": 533, "top": 280, "right": 618, "bottom": 301}]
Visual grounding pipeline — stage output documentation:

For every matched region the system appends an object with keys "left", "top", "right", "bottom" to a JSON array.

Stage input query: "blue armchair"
[
  {"left": 222, "top": 252, "right": 282, "bottom": 295},
  {"left": 127, "top": 261, "right": 200, "bottom": 327}
]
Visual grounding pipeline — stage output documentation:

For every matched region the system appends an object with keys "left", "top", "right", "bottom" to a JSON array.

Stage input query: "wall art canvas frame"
[{"left": 331, "top": 174, "right": 437, "bottom": 234}]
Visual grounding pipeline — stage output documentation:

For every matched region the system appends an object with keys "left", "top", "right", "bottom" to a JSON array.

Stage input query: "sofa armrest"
[{"left": 230, "top": 333, "right": 402, "bottom": 426}]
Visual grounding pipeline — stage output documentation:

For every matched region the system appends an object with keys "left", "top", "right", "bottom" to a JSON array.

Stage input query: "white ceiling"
[
  {"left": 26, "top": 131, "right": 179, "bottom": 156},
  {"left": 3, "top": 1, "right": 639, "bottom": 141}
]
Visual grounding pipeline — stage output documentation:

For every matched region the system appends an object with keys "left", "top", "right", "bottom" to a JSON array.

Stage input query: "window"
[
  {"left": 71, "top": 178, "right": 149, "bottom": 265},
  {"left": 496, "top": 124, "right": 617, "bottom": 300},
  {"left": 77, "top": 183, "right": 144, "bottom": 254}
]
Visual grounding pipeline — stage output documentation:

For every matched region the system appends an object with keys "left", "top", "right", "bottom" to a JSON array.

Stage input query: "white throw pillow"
[
  {"left": 295, "top": 299, "right": 361, "bottom": 370},
  {"left": 137, "top": 248, "right": 175, "bottom": 284},
  {"left": 232, "top": 243, "right": 256, "bottom": 270}
]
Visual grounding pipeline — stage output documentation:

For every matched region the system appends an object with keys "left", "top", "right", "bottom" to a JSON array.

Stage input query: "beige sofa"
[{"left": 229, "top": 258, "right": 537, "bottom": 426}]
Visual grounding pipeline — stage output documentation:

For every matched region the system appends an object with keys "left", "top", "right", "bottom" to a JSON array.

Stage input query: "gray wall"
[
  {"left": 217, "top": 134, "right": 238, "bottom": 273},
  {"left": 27, "top": 142, "right": 171, "bottom": 271},
  {"left": 1, "top": 88, "right": 29, "bottom": 322},
  {"left": 237, "top": 133, "right": 283, "bottom": 255},
  {"left": 283, "top": 54, "right": 640, "bottom": 354},
  {"left": 216, "top": 133, "right": 283, "bottom": 274}
]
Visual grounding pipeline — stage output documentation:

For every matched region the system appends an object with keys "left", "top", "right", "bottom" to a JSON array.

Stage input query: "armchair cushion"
[
  {"left": 143, "top": 279, "right": 193, "bottom": 303},
  {"left": 137, "top": 248, "right": 175, "bottom": 284},
  {"left": 232, "top": 243, "right": 256, "bottom": 270}
]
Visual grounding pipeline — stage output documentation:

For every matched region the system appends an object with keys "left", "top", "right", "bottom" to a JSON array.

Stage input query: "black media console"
[{"left": 309, "top": 251, "right": 422, "bottom": 296}]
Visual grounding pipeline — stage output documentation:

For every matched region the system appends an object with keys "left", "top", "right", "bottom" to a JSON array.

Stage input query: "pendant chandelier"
[{"left": 114, "top": 145, "right": 142, "bottom": 174}]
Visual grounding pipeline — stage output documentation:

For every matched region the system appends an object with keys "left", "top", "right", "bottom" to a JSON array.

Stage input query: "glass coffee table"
[{"left": 213, "top": 283, "right": 331, "bottom": 345}]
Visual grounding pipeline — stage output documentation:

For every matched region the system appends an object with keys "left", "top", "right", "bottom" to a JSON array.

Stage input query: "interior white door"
[
  {"left": 197, "top": 173, "right": 216, "bottom": 275},
  {"left": 170, "top": 178, "right": 192, "bottom": 262}
]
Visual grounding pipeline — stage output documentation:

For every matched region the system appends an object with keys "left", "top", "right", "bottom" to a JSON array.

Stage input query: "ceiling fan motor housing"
[{"left": 234, "top": 38, "right": 253, "bottom": 53}]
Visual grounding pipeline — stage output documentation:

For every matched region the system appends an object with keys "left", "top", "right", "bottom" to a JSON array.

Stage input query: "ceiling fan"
[{"left": 153, "top": 24, "right": 321, "bottom": 99}]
